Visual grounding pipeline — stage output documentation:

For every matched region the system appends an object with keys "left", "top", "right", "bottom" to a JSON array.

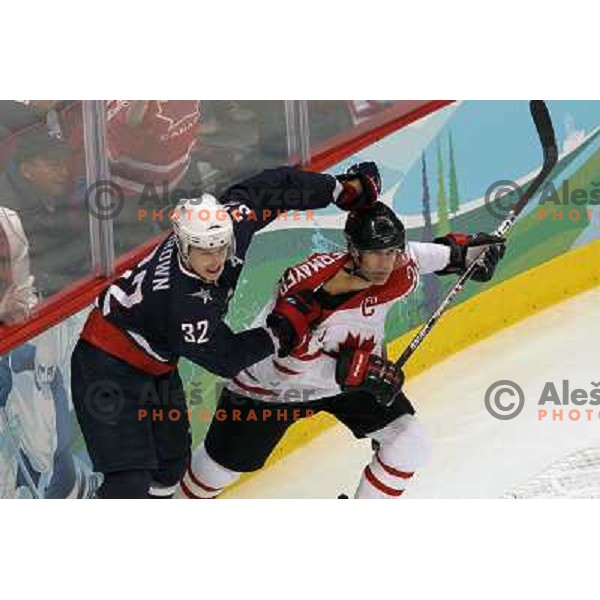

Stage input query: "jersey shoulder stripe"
[{"left": 278, "top": 251, "right": 347, "bottom": 297}]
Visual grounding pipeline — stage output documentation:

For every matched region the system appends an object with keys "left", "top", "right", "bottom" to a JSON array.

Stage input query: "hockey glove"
[
  {"left": 334, "top": 161, "right": 382, "bottom": 212},
  {"left": 266, "top": 290, "right": 322, "bottom": 358},
  {"left": 336, "top": 344, "right": 405, "bottom": 406},
  {"left": 433, "top": 232, "right": 506, "bottom": 282}
]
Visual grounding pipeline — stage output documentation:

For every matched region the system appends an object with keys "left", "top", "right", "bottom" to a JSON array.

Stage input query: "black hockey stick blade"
[
  {"left": 530, "top": 100, "right": 558, "bottom": 169},
  {"left": 512, "top": 101, "right": 558, "bottom": 218}
]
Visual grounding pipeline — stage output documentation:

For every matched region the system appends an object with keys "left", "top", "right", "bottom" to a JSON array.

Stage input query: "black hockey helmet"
[{"left": 344, "top": 202, "right": 406, "bottom": 252}]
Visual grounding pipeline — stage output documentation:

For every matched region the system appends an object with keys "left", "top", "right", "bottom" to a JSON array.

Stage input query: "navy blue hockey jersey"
[{"left": 85, "top": 167, "right": 338, "bottom": 378}]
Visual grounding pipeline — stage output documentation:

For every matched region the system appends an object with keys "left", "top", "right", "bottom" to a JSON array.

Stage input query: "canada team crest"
[{"left": 156, "top": 101, "right": 200, "bottom": 131}]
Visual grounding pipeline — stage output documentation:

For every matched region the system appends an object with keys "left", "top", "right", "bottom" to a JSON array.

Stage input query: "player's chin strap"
[
  {"left": 344, "top": 247, "right": 372, "bottom": 283},
  {"left": 343, "top": 264, "right": 371, "bottom": 282}
]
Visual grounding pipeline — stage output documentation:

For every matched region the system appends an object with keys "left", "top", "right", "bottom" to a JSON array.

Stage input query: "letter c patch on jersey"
[{"left": 361, "top": 296, "right": 378, "bottom": 317}]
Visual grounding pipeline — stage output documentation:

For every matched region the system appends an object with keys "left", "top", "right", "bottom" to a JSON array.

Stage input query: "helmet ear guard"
[{"left": 344, "top": 243, "right": 369, "bottom": 281}]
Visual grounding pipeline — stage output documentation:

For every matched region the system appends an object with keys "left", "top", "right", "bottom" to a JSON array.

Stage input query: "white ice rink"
[{"left": 225, "top": 286, "right": 600, "bottom": 499}]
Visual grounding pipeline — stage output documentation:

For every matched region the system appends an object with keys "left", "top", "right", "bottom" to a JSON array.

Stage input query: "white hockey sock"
[
  {"left": 355, "top": 414, "right": 431, "bottom": 499},
  {"left": 175, "top": 443, "right": 240, "bottom": 499},
  {"left": 355, "top": 450, "right": 415, "bottom": 499},
  {"left": 178, "top": 469, "right": 220, "bottom": 499}
]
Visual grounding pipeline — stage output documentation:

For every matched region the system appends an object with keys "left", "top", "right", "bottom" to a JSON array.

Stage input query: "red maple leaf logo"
[
  {"left": 156, "top": 101, "right": 200, "bottom": 131},
  {"left": 340, "top": 332, "right": 376, "bottom": 353}
]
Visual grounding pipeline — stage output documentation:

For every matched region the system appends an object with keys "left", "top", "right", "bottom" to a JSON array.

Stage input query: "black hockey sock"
[{"left": 97, "top": 470, "right": 152, "bottom": 499}]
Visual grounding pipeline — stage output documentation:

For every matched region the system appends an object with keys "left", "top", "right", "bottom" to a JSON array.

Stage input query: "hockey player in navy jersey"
[
  {"left": 70, "top": 163, "right": 382, "bottom": 498},
  {"left": 176, "top": 202, "right": 506, "bottom": 499}
]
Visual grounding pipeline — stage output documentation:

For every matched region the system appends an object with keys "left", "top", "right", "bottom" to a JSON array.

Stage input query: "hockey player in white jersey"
[
  {"left": 177, "top": 202, "right": 505, "bottom": 499},
  {"left": 0, "top": 327, "right": 99, "bottom": 499}
]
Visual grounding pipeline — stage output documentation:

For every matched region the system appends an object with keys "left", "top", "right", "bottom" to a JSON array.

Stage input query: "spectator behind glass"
[
  {"left": 105, "top": 101, "right": 201, "bottom": 246},
  {"left": 0, "top": 102, "right": 84, "bottom": 173},
  {"left": 106, "top": 100, "right": 200, "bottom": 195},
  {"left": 0, "top": 131, "right": 90, "bottom": 305},
  {"left": 0, "top": 206, "right": 36, "bottom": 324}
]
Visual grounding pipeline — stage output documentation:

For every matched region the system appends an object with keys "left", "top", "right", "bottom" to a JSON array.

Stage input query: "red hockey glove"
[
  {"left": 336, "top": 343, "right": 405, "bottom": 406},
  {"left": 335, "top": 161, "right": 382, "bottom": 212},
  {"left": 266, "top": 290, "right": 322, "bottom": 358}
]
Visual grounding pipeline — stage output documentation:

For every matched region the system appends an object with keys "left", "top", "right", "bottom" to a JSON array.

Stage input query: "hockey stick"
[{"left": 395, "top": 100, "right": 558, "bottom": 368}]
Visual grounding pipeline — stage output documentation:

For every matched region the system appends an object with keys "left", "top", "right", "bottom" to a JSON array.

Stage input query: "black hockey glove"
[
  {"left": 266, "top": 290, "right": 322, "bottom": 358},
  {"left": 336, "top": 344, "right": 405, "bottom": 406},
  {"left": 334, "top": 161, "right": 382, "bottom": 212},
  {"left": 433, "top": 232, "right": 506, "bottom": 282}
]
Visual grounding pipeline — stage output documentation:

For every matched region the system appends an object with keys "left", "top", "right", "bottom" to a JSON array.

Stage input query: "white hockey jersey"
[{"left": 228, "top": 242, "right": 450, "bottom": 403}]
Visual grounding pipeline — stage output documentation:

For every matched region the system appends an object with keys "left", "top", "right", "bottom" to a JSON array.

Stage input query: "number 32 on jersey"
[{"left": 181, "top": 320, "right": 210, "bottom": 344}]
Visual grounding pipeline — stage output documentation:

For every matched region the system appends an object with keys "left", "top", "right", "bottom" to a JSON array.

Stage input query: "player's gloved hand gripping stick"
[
  {"left": 336, "top": 342, "right": 405, "bottom": 406},
  {"left": 395, "top": 100, "right": 558, "bottom": 368}
]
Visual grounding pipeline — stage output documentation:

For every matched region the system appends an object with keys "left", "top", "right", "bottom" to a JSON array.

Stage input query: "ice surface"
[{"left": 225, "top": 287, "right": 600, "bottom": 499}]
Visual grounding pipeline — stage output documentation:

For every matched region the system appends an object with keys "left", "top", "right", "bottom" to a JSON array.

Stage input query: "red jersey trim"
[
  {"left": 272, "top": 360, "right": 301, "bottom": 375},
  {"left": 231, "top": 376, "right": 278, "bottom": 397},
  {"left": 80, "top": 309, "right": 175, "bottom": 376},
  {"left": 280, "top": 251, "right": 419, "bottom": 319}
]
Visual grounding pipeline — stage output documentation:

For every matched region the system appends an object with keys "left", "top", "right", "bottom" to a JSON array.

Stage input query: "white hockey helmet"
[
  {"left": 33, "top": 327, "right": 64, "bottom": 387},
  {"left": 172, "top": 194, "right": 235, "bottom": 261}
]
